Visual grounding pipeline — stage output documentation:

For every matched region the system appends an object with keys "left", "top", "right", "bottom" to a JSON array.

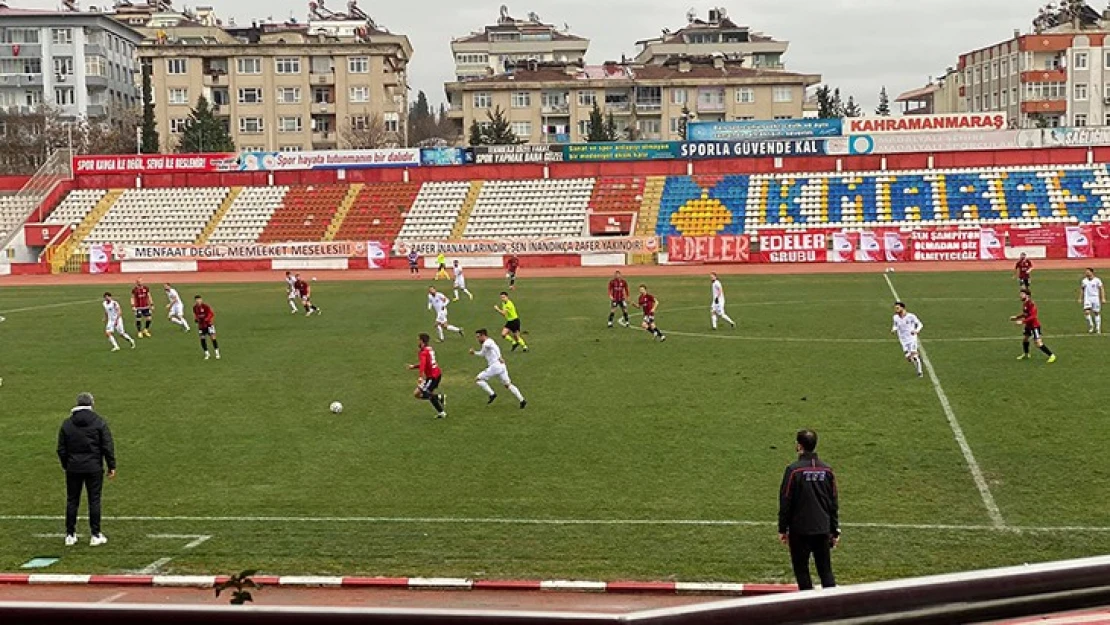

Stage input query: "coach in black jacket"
[
  {"left": 778, "top": 429, "right": 839, "bottom": 590},
  {"left": 57, "top": 393, "right": 116, "bottom": 546}
]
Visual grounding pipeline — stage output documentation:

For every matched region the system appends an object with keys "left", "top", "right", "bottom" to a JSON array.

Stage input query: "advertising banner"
[
  {"left": 686, "top": 119, "right": 842, "bottom": 142},
  {"left": 564, "top": 142, "right": 677, "bottom": 162},
  {"left": 589, "top": 213, "right": 636, "bottom": 236},
  {"left": 1093, "top": 225, "right": 1110, "bottom": 258},
  {"left": 884, "top": 230, "right": 910, "bottom": 262},
  {"left": 829, "top": 231, "right": 854, "bottom": 263},
  {"left": 115, "top": 241, "right": 366, "bottom": 261},
  {"left": 420, "top": 148, "right": 475, "bottom": 166},
  {"left": 395, "top": 236, "right": 660, "bottom": 257},
  {"left": 1008, "top": 227, "right": 1067, "bottom": 248},
  {"left": 666, "top": 235, "right": 751, "bottom": 263},
  {"left": 856, "top": 230, "right": 883, "bottom": 262},
  {"left": 757, "top": 230, "right": 828, "bottom": 263},
  {"left": 1043, "top": 127, "right": 1110, "bottom": 147},
  {"left": 979, "top": 228, "right": 1005, "bottom": 260},
  {"left": 73, "top": 154, "right": 236, "bottom": 174},
  {"left": 677, "top": 139, "right": 825, "bottom": 159},
  {"left": 844, "top": 113, "right": 1008, "bottom": 135},
  {"left": 909, "top": 229, "right": 981, "bottom": 261},
  {"left": 1067, "top": 226, "right": 1094, "bottom": 259},
  {"left": 237, "top": 149, "right": 420, "bottom": 171},
  {"left": 366, "top": 240, "right": 388, "bottom": 268},
  {"left": 827, "top": 130, "right": 1041, "bottom": 155},
  {"left": 473, "top": 144, "right": 564, "bottom": 164},
  {"left": 88, "top": 244, "right": 111, "bottom": 274}
]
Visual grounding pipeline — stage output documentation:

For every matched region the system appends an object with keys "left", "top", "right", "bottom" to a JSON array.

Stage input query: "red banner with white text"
[
  {"left": 666, "top": 235, "right": 751, "bottom": 263},
  {"left": 73, "top": 154, "right": 237, "bottom": 175},
  {"left": 757, "top": 230, "right": 829, "bottom": 263}
]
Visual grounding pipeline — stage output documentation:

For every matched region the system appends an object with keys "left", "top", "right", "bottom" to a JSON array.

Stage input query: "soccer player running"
[
  {"left": 891, "top": 302, "right": 924, "bottom": 378},
  {"left": 710, "top": 272, "right": 737, "bottom": 330},
  {"left": 102, "top": 293, "right": 135, "bottom": 351},
  {"left": 284, "top": 271, "right": 299, "bottom": 313},
  {"left": 505, "top": 255, "right": 520, "bottom": 290},
  {"left": 164, "top": 283, "right": 190, "bottom": 332},
  {"left": 193, "top": 295, "right": 220, "bottom": 360},
  {"left": 470, "top": 329, "right": 526, "bottom": 409},
  {"left": 435, "top": 253, "right": 449, "bottom": 281},
  {"left": 452, "top": 260, "right": 474, "bottom": 301},
  {"left": 1012, "top": 288, "right": 1055, "bottom": 363},
  {"left": 607, "top": 271, "right": 631, "bottom": 328},
  {"left": 633, "top": 284, "right": 666, "bottom": 342},
  {"left": 1080, "top": 268, "right": 1105, "bottom": 334},
  {"left": 407, "top": 333, "right": 447, "bottom": 419},
  {"left": 428, "top": 287, "right": 463, "bottom": 342},
  {"left": 1014, "top": 253, "right": 1033, "bottom": 288},
  {"left": 496, "top": 291, "right": 529, "bottom": 352},
  {"left": 131, "top": 278, "right": 154, "bottom": 338},
  {"left": 293, "top": 274, "right": 321, "bottom": 316}
]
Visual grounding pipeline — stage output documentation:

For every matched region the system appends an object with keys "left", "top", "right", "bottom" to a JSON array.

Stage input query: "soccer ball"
[{"left": 329, "top": 401, "right": 343, "bottom": 414}]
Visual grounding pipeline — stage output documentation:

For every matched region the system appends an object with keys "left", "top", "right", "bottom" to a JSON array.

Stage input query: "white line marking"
[
  {"left": 0, "top": 299, "right": 100, "bottom": 315},
  {"left": 147, "top": 534, "right": 211, "bottom": 550},
  {"left": 659, "top": 331, "right": 1094, "bottom": 344},
  {"left": 137, "top": 557, "right": 173, "bottom": 575},
  {"left": 884, "top": 273, "right": 1006, "bottom": 529},
  {"left": 97, "top": 591, "right": 128, "bottom": 603},
  {"left": 32, "top": 533, "right": 66, "bottom": 538}
]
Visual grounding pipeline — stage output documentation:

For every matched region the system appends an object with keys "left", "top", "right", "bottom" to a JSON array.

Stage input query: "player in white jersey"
[
  {"left": 427, "top": 286, "right": 463, "bottom": 342},
  {"left": 102, "top": 292, "right": 135, "bottom": 351},
  {"left": 1080, "top": 267, "right": 1105, "bottom": 334},
  {"left": 164, "top": 283, "right": 190, "bottom": 332},
  {"left": 891, "top": 301, "right": 923, "bottom": 378},
  {"left": 470, "top": 328, "right": 527, "bottom": 409},
  {"left": 452, "top": 260, "right": 474, "bottom": 301},
  {"left": 709, "top": 272, "right": 736, "bottom": 330},
  {"left": 284, "top": 271, "right": 298, "bottom": 313}
]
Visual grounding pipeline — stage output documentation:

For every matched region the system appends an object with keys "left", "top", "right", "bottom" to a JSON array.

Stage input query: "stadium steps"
[
  {"left": 627, "top": 176, "right": 665, "bottom": 265},
  {"left": 194, "top": 186, "right": 242, "bottom": 245},
  {"left": 323, "top": 184, "right": 363, "bottom": 241},
  {"left": 449, "top": 181, "right": 483, "bottom": 239},
  {"left": 48, "top": 188, "right": 123, "bottom": 274}
]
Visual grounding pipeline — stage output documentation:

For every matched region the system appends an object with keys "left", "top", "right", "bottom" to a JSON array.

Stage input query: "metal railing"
[{"left": 0, "top": 147, "right": 72, "bottom": 252}]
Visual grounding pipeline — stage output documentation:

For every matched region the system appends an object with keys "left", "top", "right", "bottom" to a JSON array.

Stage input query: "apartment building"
[
  {"left": 634, "top": 7, "right": 788, "bottom": 70},
  {"left": 131, "top": 2, "right": 411, "bottom": 152},
  {"left": 445, "top": 56, "right": 820, "bottom": 144},
  {"left": 0, "top": 5, "right": 143, "bottom": 118},
  {"left": 450, "top": 6, "right": 588, "bottom": 81}
]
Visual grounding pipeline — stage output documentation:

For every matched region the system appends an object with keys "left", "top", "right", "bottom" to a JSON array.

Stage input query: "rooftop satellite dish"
[
  {"left": 718, "top": 6, "right": 728, "bottom": 19},
  {"left": 686, "top": 7, "right": 697, "bottom": 22},
  {"left": 499, "top": 4, "right": 509, "bottom": 19},
  {"left": 527, "top": 11, "right": 540, "bottom": 22}
]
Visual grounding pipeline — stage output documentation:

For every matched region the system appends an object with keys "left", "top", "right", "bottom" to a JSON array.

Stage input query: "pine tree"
[
  {"left": 407, "top": 90, "right": 437, "bottom": 146},
  {"left": 140, "top": 64, "right": 160, "bottom": 153},
  {"left": 677, "top": 105, "right": 692, "bottom": 139},
  {"left": 177, "top": 95, "right": 234, "bottom": 153},
  {"left": 816, "top": 85, "right": 836, "bottom": 119},
  {"left": 875, "top": 86, "right": 891, "bottom": 116},
  {"left": 585, "top": 102, "right": 608, "bottom": 142},
  {"left": 483, "top": 106, "right": 519, "bottom": 144},
  {"left": 832, "top": 88, "right": 846, "bottom": 118},
  {"left": 604, "top": 111, "right": 619, "bottom": 141},
  {"left": 468, "top": 119, "right": 485, "bottom": 146},
  {"left": 844, "top": 95, "right": 863, "bottom": 118}
]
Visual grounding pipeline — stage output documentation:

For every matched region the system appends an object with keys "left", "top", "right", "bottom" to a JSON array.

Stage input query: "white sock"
[
  {"left": 289, "top": 300, "right": 298, "bottom": 312},
  {"left": 1088, "top": 315, "right": 1095, "bottom": 331},
  {"left": 508, "top": 384, "right": 525, "bottom": 402},
  {"left": 1096, "top": 313, "right": 1102, "bottom": 333},
  {"left": 465, "top": 289, "right": 473, "bottom": 298},
  {"left": 914, "top": 357, "right": 923, "bottom": 375},
  {"left": 711, "top": 314, "right": 718, "bottom": 329},
  {"left": 108, "top": 335, "right": 119, "bottom": 348},
  {"left": 454, "top": 289, "right": 460, "bottom": 299},
  {"left": 122, "top": 333, "right": 134, "bottom": 343},
  {"left": 721, "top": 313, "right": 735, "bottom": 325},
  {"left": 447, "top": 325, "right": 461, "bottom": 333},
  {"left": 436, "top": 326, "right": 445, "bottom": 341},
  {"left": 477, "top": 380, "right": 495, "bottom": 396}
]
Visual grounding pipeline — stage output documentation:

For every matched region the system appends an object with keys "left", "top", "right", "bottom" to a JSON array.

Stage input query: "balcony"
[
  {"left": 312, "top": 131, "right": 337, "bottom": 144},
  {"left": 203, "top": 72, "right": 227, "bottom": 85},
  {"left": 1021, "top": 69, "right": 1067, "bottom": 83},
  {"left": 1021, "top": 100, "right": 1067, "bottom": 114},
  {"left": 636, "top": 101, "right": 663, "bottom": 114},
  {"left": 541, "top": 103, "right": 570, "bottom": 115},
  {"left": 311, "top": 101, "right": 334, "bottom": 114},
  {"left": 605, "top": 101, "right": 631, "bottom": 112},
  {"left": 697, "top": 100, "right": 726, "bottom": 113},
  {"left": 311, "top": 72, "right": 335, "bottom": 85}
]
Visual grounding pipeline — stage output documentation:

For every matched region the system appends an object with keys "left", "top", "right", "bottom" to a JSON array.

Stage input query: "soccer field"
[{"left": 1, "top": 269, "right": 1107, "bottom": 584}]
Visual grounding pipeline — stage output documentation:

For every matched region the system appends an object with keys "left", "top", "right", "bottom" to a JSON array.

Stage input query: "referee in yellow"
[
  {"left": 435, "top": 253, "right": 449, "bottom": 281},
  {"left": 495, "top": 291, "right": 528, "bottom": 352}
]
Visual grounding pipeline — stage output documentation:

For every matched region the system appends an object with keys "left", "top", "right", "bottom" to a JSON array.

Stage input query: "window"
[
  {"left": 348, "top": 86, "right": 369, "bottom": 103},
  {"left": 168, "top": 88, "right": 188, "bottom": 105},
  {"left": 455, "top": 53, "right": 488, "bottom": 65},
  {"left": 576, "top": 119, "right": 592, "bottom": 136},
  {"left": 974, "top": 95, "right": 981, "bottom": 111},
  {"left": 669, "top": 117, "right": 683, "bottom": 135},
  {"left": 1001, "top": 90, "right": 1008, "bottom": 107},
  {"left": 1104, "top": 112, "right": 1110, "bottom": 127},
  {"left": 736, "top": 87, "right": 755, "bottom": 104},
  {"left": 577, "top": 90, "right": 595, "bottom": 107},
  {"left": 53, "top": 57, "right": 73, "bottom": 77},
  {"left": 473, "top": 92, "right": 491, "bottom": 108},
  {"left": 1075, "top": 113, "right": 1088, "bottom": 127},
  {"left": 166, "top": 58, "right": 187, "bottom": 75},
  {"left": 347, "top": 57, "right": 369, "bottom": 73},
  {"left": 277, "top": 87, "right": 301, "bottom": 104},
  {"left": 20, "top": 58, "right": 41, "bottom": 74},
  {"left": 511, "top": 91, "right": 531, "bottom": 108},
  {"left": 239, "top": 145, "right": 264, "bottom": 152},
  {"left": 510, "top": 121, "right": 532, "bottom": 138},
  {"left": 51, "top": 28, "right": 73, "bottom": 45},
  {"left": 671, "top": 89, "right": 687, "bottom": 105},
  {"left": 1012, "top": 86, "right": 1018, "bottom": 103},
  {"left": 85, "top": 56, "right": 104, "bottom": 77},
  {"left": 278, "top": 116, "right": 303, "bottom": 132},
  {"left": 280, "top": 145, "right": 302, "bottom": 152},
  {"left": 54, "top": 87, "right": 75, "bottom": 105},
  {"left": 1075, "top": 83, "right": 1089, "bottom": 101},
  {"left": 313, "top": 87, "right": 333, "bottom": 104},
  {"left": 350, "top": 115, "right": 369, "bottom": 130},
  {"left": 239, "top": 117, "right": 264, "bottom": 133},
  {"left": 384, "top": 112, "right": 400, "bottom": 133},
  {"left": 1000, "top": 59, "right": 1008, "bottom": 76},
  {"left": 275, "top": 57, "right": 301, "bottom": 74},
  {"left": 773, "top": 115, "right": 794, "bottom": 120},
  {"left": 237, "top": 58, "right": 261, "bottom": 74},
  {"left": 636, "top": 119, "right": 661, "bottom": 137},
  {"left": 772, "top": 86, "right": 793, "bottom": 103},
  {"left": 1, "top": 28, "right": 39, "bottom": 43},
  {"left": 211, "top": 88, "right": 229, "bottom": 106},
  {"left": 1075, "top": 52, "right": 1089, "bottom": 70},
  {"left": 169, "top": 118, "right": 188, "bottom": 133},
  {"left": 238, "top": 87, "right": 263, "bottom": 104}
]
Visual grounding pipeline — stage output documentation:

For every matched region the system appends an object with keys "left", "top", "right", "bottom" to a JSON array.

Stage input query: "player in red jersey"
[
  {"left": 293, "top": 274, "right": 321, "bottom": 316},
  {"left": 505, "top": 255, "right": 520, "bottom": 290},
  {"left": 633, "top": 284, "right": 666, "bottom": 342},
  {"left": 192, "top": 295, "right": 221, "bottom": 360},
  {"left": 407, "top": 333, "right": 447, "bottom": 418},
  {"left": 1011, "top": 288, "right": 1055, "bottom": 363},
  {"left": 130, "top": 278, "right": 154, "bottom": 338},
  {"left": 607, "top": 271, "right": 630, "bottom": 328},
  {"left": 1014, "top": 253, "right": 1033, "bottom": 288}
]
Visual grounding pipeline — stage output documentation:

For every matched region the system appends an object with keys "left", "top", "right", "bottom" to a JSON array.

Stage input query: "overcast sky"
[{"left": 32, "top": 0, "right": 1047, "bottom": 109}]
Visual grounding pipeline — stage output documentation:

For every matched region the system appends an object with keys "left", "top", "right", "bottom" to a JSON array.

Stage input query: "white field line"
[
  {"left": 7, "top": 514, "right": 1109, "bottom": 533},
  {"left": 884, "top": 273, "right": 1006, "bottom": 529},
  {"left": 133, "top": 534, "right": 212, "bottom": 575},
  {"left": 137, "top": 557, "right": 173, "bottom": 575},
  {"left": 0, "top": 299, "right": 100, "bottom": 315}
]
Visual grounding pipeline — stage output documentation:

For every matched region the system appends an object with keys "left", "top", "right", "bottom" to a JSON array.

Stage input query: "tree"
[
  {"left": 83, "top": 104, "right": 143, "bottom": 154},
  {"left": 843, "top": 95, "right": 863, "bottom": 118},
  {"left": 482, "top": 106, "right": 519, "bottom": 144},
  {"left": 468, "top": 119, "right": 485, "bottom": 146},
  {"left": 875, "top": 86, "right": 891, "bottom": 117},
  {"left": 140, "top": 64, "right": 160, "bottom": 153},
  {"left": 677, "top": 104, "right": 692, "bottom": 139},
  {"left": 815, "top": 85, "right": 836, "bottom": 119},
  {"left": 832, "top": 88, "right": 846, "bottom": 118},
  {"left": 585, "top": 102, "right": 608, "bottom": 142},
  {"left": 341, "top": 113, "right": 393, "bottom": 149},
  {"left": 177, "top": 95, "right": 234, "bottom": 153},
  {"left": 0, "top": 106, "right": 68, "bottom": 174},
  {"left": 604, "top": 111, "right": 619, "bottom": 141}
]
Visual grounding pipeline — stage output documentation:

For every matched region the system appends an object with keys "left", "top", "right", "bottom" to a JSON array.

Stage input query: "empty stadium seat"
[
  {"left": 45, "top": 189, "right": 108, "bottom": 226},
  {"left": 589, "top": 177, "right": 646, "bottom": 213},
  {"left": 334, "top": 182, "right": 421, "bottom": 242},
  {"left": 82, "top": 187, "right": 229, "bottom": 250},
  {"left": 208, "top": 186, "right": 291, "bottom": 244},
  {"left": 464, "top": 178, "right": 593, "bottom": 239},
  {"left": 258, "top": 185, "right": 349, "bottom": 243},
  {"left": 396, "top": 182, "right": 471, "bottom": 241}
]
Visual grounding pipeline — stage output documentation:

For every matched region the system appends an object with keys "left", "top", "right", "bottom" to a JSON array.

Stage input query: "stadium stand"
[
  {"left": 81, "top": 187, "right": 229, "bottom": 249},
  {"left": 589, "top": 176, "right": 646, "bottom": 213},
  {"left": 396, "top": 181, "right": 473, "bottom": 241},
  {"left": 257, "top": 184, "right": 349, "bottom": 243},
  {"left": 333, "top": 182, "right": 421, "bottom": 241},
  {"left": 464, "top": 178, "right": 593, "bottom": 239},
  {"left": 0, "top": 193, "right": 32, "bottom": 239},
  {"left": 207, "top": 186, "right": 291, "bottom": 244},
  {"left": 657, "top": 175, "right": 749, "bottom": 237},
  {"left": 44, "top": 189, "right": 108, "bottom": 226}
]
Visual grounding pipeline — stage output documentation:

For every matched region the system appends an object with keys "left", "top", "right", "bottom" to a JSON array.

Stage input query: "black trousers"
[
  {"left": 788, "top": 533, "right": 836, "bottom": 590},
  {"left": 65, "top": 471, "right": 104, "bottom": 536}
]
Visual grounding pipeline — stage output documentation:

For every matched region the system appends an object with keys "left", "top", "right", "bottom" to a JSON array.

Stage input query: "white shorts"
[
  {"left": 477, "top": 363, "right": 512, "bottom": 386},
  {"left": 1084, "top": 298, "right": 1101, "bottom": 313},
  {"left": 711, "top": 302, "right": 726, "bottom": 316},
  {"left": 436, "top": 310, "right": 449, "bottom": 324},
  {"left": 287, "top": 288, "right": 297, "bottom": 300},
  {"left": 105, "top": 318, "right": 124, "bottom": 334},
  {"left": 170, "top": 303, "right": 184, "bottom": 317},
  {"left": 454, "top": 277, "right": 467, "bottom": 290},
  {"left": 900, "top": 339, "right": 919, "bottom": 356}
]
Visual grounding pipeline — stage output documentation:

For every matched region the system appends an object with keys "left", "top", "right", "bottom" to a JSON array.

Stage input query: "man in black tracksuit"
[
  {"left": 57, "top": 392, "right": 116, "bottom": 546},
  {"left": 778, "top": 429, "right": 839, "bottom": 590}
]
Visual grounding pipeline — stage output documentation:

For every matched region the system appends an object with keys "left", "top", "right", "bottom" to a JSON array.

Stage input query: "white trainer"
[
  {"left": 90, "top": 534, "right": 108, "bottom": 547},
  {"left": 64, "top": 534, "right": 77, "bottom": 547}
]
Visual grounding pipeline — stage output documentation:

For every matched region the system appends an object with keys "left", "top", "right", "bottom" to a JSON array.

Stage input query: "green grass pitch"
[{"left": 0, "top": 269, "right": 1107, "bottom": 583}]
